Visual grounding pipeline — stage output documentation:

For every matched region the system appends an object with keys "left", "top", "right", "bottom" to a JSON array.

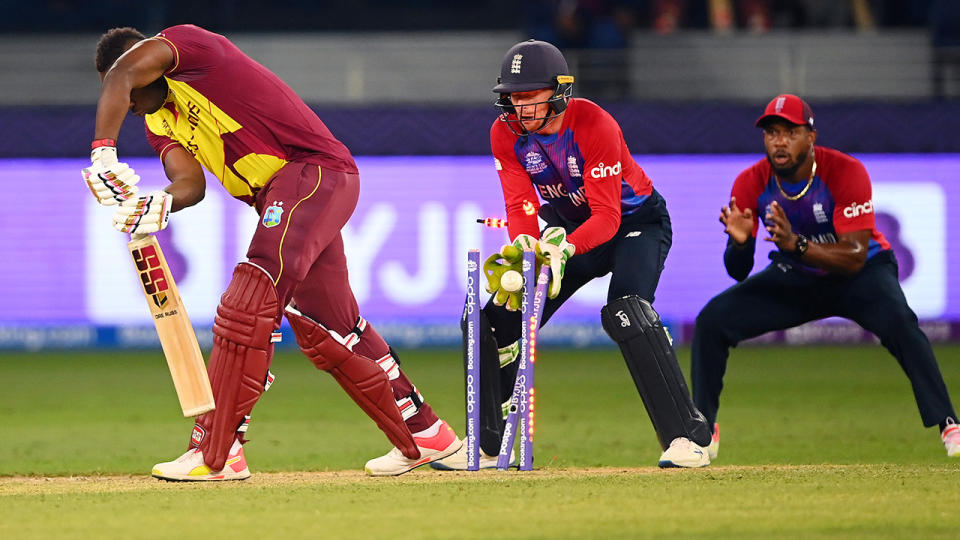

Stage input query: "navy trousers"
[{"left": 691, "top": 250, "right": 956, "bottom": 429}]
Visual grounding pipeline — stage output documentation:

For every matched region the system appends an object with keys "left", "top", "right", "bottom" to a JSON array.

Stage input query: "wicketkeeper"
[{"left": 432, "top": 39, "right": 712, "bottom": 470}]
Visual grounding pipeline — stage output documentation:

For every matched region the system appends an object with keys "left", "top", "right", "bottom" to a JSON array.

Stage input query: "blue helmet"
[{"left": 493, "top": 40, "right": 575, "bottom": 134}]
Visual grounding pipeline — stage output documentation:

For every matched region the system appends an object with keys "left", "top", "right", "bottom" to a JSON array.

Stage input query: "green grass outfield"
[{"left": 1, "top": 345, "right": 959, "bottom": 538}]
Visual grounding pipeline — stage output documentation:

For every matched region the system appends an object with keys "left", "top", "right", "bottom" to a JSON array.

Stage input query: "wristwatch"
[{"left": 794, "top": 234, "right": 809, "bottom": 257}]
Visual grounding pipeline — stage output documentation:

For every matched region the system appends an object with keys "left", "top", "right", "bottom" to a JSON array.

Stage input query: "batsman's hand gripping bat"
[{"left": 128, "top": 234, "right": 215, "bottom": 417}]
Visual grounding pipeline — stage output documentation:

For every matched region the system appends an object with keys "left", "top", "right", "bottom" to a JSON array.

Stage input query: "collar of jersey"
[{"left": 527, "top": 129, "right": 562, "bottom": 144}]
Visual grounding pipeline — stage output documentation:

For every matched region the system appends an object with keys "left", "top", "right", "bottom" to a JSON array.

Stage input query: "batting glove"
[
  {"left": 113, "top": 190, "right": 172, "bottom": 234},
  {"left": 82, "top": 140, "right": 140, "bottom": 205},
  {"left": 538, "top": 227, "right": 575, "bottom": 299}
]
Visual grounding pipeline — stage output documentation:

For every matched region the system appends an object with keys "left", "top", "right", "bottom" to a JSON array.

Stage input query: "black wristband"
[{"left": 794, "top": 234, "right": 809, "bottom": 256}]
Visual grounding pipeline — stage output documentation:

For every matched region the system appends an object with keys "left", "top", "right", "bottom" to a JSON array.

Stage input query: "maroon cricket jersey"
[{"left": 144, "top": 24, "right": 357, "bottom": 205}]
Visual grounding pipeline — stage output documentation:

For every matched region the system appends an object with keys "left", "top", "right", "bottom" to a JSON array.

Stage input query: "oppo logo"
[
  {"left": 590, "top": 161, "right": 621, "bottom": 179},
  {"left": 843, "top": 200, "right": 873, "bottom": 218}
]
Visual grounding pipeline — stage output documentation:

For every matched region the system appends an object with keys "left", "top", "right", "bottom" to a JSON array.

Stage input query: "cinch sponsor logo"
[
  {"left": 843, "top": 199, "right": 873, "bottom": 218},
  {"left": 589, "top": 161, "right": 621, "bottom": 179}
]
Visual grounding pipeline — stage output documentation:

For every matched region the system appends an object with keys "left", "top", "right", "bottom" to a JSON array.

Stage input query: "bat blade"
[{"left": 128, "top": 235, "right": 215, "bottom": 417}]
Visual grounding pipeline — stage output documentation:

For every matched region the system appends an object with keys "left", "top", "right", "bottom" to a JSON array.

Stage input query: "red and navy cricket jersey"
[
  {"left": 144, "top": 25, "right": 357, "bottom": 205},
  {"left": 490, "top": 98, "right": 653, "bottom": 254},
  {"left": 733, "top": 146, "right": 891, "bottom": 273}
]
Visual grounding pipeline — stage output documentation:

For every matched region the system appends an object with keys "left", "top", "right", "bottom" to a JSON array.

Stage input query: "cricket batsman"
[{"left": 84, "top": 25, "right": 461, "bottom": 479}]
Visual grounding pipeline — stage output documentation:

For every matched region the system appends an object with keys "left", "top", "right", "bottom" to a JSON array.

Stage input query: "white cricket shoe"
[
  {"left": 942, "top": 419, "right": 960, "bottom": 457},
  {"left": 707, "top": 423, "right": 720, "bottom": 460},
  {"left": 429, "top": 438, "right": 517, "bottom": 470},
  {"left": 365, "top": 420, "right": 461, "bottom": 476},
  {"left": 151, "top": 439, "right": 251, "bottom": 481},
  {"left": 658, "top": 437, "right": 710, "bottom": 468}
]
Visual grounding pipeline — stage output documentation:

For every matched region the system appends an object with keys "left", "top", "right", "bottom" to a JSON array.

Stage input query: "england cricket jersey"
[
  {"left": 490, "top": 98, "right": 653, "bottom": 254},
  {"left": 732, "top": 146, "right": 891, "bottom": 273},
  {"left": 144, "top": 25, "right": 357, "bottom": 205}
]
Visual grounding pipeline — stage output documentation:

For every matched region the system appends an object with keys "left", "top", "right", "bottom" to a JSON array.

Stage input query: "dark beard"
[{"left": 767, "top": 155, "right": 802, "bottom": 180}]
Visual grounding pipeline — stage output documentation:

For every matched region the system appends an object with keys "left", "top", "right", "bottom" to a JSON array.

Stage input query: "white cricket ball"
[{"left": 500, "top": 270, "right": 523, "bottom": 293}]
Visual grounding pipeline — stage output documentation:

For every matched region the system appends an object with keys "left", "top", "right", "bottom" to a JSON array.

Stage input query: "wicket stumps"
[
  {"left": 464, "top": 249, "right": 481, "bottom": 471},
  {"left": 465, "top": 248, "right": 549, "bottom": 471}
]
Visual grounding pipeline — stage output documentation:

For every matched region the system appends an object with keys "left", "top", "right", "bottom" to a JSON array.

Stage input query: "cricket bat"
[{"left": 128, "top": 234, "right": 215, "bottom": 417}]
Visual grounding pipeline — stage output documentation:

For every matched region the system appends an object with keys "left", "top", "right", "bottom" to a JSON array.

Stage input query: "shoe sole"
[
  {"left": 657, "top": 460, "right": 709, "bottom": 469},
  {"left": 366, "top": 440, "right": 464, "bottom": 477},
  {"left": 151, "top": 469, "right": 251, "bottom": 482}
]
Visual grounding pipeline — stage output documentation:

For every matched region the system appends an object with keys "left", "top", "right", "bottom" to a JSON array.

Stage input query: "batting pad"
[
  {"left": 601, "top": 296, "right": 711, "bottom": 449},
  {"left": 197, "top": 262, "right": 280, "bottom": 471},
  {"left": 285, "top": 305, "right": 418, "bottom": 460}
]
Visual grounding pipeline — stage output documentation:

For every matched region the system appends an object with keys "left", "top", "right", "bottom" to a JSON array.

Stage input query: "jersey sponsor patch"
[
  {"left": 589, "top": 161, "right": 621, "bottom": 179},
  {"left": 262, "top": 201, "right": 284, "bottom": 228},
  {"left": 843, "top": 199, "right": 873, "bottom": 218},
  {"left": 567, "top": 156, "right": 581, "bottom": 177}
]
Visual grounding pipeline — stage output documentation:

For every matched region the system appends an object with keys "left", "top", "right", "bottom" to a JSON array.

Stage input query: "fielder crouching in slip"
[
  {"left": 692, "top": 94, "right": 960, "bottom": 460},
  {"left": 431, "top": 40, "right": 711, "bottom": 470},
  {"left": 83, "top": 25, "right": 461, "bottom": 480}
]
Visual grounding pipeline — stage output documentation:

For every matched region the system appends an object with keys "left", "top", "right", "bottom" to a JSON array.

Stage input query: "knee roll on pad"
[
  {"left": 285, "top": 305, "right": 418, "bottom": 460},
  {"left": 601, "top": 295, "right": 712, "bottom": 449},
  {"left": 197, "top": 262, "right": 281, "bottom": 471}
]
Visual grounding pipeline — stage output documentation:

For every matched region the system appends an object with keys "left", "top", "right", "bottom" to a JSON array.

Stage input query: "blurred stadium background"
[{"left": 0, "top": 0, "right": 958, "bottom": 351}]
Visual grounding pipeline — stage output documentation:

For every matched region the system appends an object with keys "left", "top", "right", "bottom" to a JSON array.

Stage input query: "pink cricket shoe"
[
  {"left": 708, "top": 423, "right": 720, "bottom": 460},
  {"left": 942, "top": 419, "right": 960, "bottom": 458},
  {"left": 364, "top": 420, "right": 462, "bottom": 476},
  {"left": 151, "top": 439, "right": 251, "bottom": 481}
]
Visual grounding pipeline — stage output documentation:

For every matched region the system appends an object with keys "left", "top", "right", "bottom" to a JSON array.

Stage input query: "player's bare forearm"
[
  {"left": 798, "top": 231, "right": 869, "bottom": 274},
  {"left": 162, "top": 147, "right": 206, "bottom": 211},
  {"left": 94, "top": 40, "right": 174, "bottom": 140},
  {"left": 94, "top": 77, "right": 134, "bottom": 140}
]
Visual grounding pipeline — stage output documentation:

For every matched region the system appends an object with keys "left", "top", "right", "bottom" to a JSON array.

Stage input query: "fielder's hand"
[
  {"left": 113, "top": 190, "right": 172, "bottom": 234},
  {"left": 82, "top": 142, "right": 140, "bottom": 205},
  {"left": 720, "top": 196, "right": 754, "bottom": 245},
  {"left": 483, "top": 234, "right": 540, "bottom": 311},
  {"left": 537, "top": 227, "right": 575, "bottom": 299},
  {"left": 763, "top": 200, "right": 798, "bottom": 252}
]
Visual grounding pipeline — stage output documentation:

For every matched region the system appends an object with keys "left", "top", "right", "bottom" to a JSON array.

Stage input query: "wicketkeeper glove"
[
  {"left": 81, "top": 140, "right": 140, "bottom": 205},
  {"left": 483, "top": 234, "right": 543, "bottom": 312},
  {"left": 538, "top": 226, "right": 575, "bottom": 299},
  {"left": 113, "top": 189, "right": 173, "bottom": 234}
]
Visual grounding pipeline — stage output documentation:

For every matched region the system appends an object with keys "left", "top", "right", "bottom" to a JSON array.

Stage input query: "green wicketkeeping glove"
[
  {"left": 483, "top": 234, "right": 544, "bottom": 311},
  {"left": 537, "top": 226, "right": 576, "bottom": 299}
]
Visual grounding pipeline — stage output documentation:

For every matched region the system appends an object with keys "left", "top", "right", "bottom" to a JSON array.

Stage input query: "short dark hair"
[{"left": 95, "top": 27, "right": 146, "bottom": 73}]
